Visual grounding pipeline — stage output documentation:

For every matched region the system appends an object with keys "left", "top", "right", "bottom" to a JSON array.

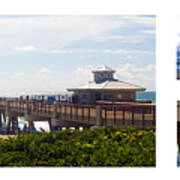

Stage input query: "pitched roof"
[{"left": 67, "top": 80, "right": 145, "bottom": 91}]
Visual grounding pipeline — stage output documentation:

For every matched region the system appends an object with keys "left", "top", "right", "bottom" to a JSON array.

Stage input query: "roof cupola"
[{"left": 92, "top": 65, "right": 115, "bottom": 83}]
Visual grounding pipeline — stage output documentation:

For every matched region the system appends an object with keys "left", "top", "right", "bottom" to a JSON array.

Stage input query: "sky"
[{"left": 0, "top": 15, "right": 155, "bottom": 96}]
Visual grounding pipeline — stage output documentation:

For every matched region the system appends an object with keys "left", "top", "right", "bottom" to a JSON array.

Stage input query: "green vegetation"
[{"left": 0, "top": 126, "right": 155, "bottom": 167}]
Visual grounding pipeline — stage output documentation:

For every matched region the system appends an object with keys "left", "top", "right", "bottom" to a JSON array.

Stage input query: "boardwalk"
[{"left": 0, "top": 98, "right": 156, "bottom": 133}]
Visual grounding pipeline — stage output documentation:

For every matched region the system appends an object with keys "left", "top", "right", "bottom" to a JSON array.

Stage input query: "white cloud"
[
  {"left": 93, "top": 35, "right": 143, "bottom": 43},
  {"left": 0, "top": 16, "right": 125, "bottom": 55},
  {"left": 115, "top": 63, "right": 155, "bottom": 90},
  {"left": 50, "top": 49, "right": 97, "bottom": 54},
  {"left": 123, "top": 16, "right": 155, "bottom": 27},
  {"left": 104, "top": 49, "right": 155, "bottom": 55},
  {"left": 13, "top": 46, "right": 39, "bottom": 52},
  {"left": 39, "top": 67, "right": 49, "bottom": 73},
  {"left": 14, "top": 72, "right": 25, "bottom": 77},
  {"left": 0, "top": 16, "right": 155, "bottom": 55},
  {"left": 50, "top": 48, "right": 155, "bottom": 56},
  {"left": 139, "top": 30, "right": 155, "bottom": 35}
]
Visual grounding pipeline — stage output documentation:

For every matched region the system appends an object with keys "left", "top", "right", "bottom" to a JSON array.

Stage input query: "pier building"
[
  {"left": 0, "top": 66, "right": 155, "bottom": 134},
  {"left": 68, "top": 65, "right": 146, "bottom": 104}
]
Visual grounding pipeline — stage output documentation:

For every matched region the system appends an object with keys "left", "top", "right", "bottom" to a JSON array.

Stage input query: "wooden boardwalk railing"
[
  {"left": 0, "top": 98, "right": 156, "bottom": 129},
  {"left": 101, "top": 104, "right": 155, "bottom": 129}
]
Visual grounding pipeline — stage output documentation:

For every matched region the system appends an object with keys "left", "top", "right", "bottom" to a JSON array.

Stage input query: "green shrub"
[{"left": 0, "top": 126, "right": 155, "bottom": 167}]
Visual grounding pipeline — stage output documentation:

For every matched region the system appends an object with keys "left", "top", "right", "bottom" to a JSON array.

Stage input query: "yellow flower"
[
  {"left": 103, "top": 136, "right": 108, "bottom": 140},
  {"left": 86, "top": 144, "right": 94, "bottom": 148},
  {"left": 123, "top": 133, "right": 127, "bottom": 136},
  {"left": 75, "top": 142, "right": 80, "bottom": 146},
  {"left": 137, "top": 131, "right": 143, "bottom": 136},
  {"left": 115, "top": 131, "right": 120, "bottom": 135}
]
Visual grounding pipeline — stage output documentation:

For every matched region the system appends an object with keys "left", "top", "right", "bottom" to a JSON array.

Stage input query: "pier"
[{"left": 0, "top": 98, "right": 155, "bottom": 134}]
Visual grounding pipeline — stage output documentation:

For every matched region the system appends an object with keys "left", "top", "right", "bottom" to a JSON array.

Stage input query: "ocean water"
[{"left": 136, "top": 91, "right": 156, "bottom": 104}]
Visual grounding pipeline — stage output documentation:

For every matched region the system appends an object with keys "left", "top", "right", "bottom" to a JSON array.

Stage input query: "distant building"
[{"left": 67, "top": 65, "right": 145, "bottom": 104}]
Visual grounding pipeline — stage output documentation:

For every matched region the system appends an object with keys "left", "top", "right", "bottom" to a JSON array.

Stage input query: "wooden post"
[
  {"left": 53, "top": 103, "right": 57, "bottom": 118},
  {"left": 6, "top": 117, "right": 12, "bottom": 134},
  {"left": 104, "top": 107, "right": 107, "bottom": 126},
  {"left": 2, "top": 112, "right": 6, "bottom": 123},
  {"left": 48, "top": 118, "right": 52, "bottom": 132},
  {"left": 59, "top": 104, "right": 61, "bottom": 117},
  {"left": 131, "top": 106, "right": 134, "bottom": 125},
  {"left": 114, "top": 106, "right": 116, "bottom": 126},
  {"left": 76, "top": 105, "right": 78, "bottom": 121},
  {"left": 70, "top": 105, "right": 72, "bottom": 119},
  {"left": 88, "top": 107, "right": 90, "bottom": 122},
  {"left": 6, "top": 101, "right": 10, "bottom": 112},
  {"left": 24, "top": 101, "right": 30, "bottom": 114},
  {"left": 122, "top": 107, "right": 125, "bottom": 125},
  {"left": 44, "top": 103, "right": 46, "bottom": 113},
  {"left": 12, "top": 117, "right": 18, "bottom": 133},
  {"left": 37, "top": 102, "right": 39, "bottom": 113},
  {"left": 29, "top": 120, "right": 35, "bottom": 129},
  {"left": 5, "top": 102, "right": 11, "bottom": 134},
  {"left": 50, "top": 103, "right": 58, "bottom": 129},
  {"left": 24, "top": 114, "right": 35, "bottom": 129},
  {"left": 47, "top": 104, "right": 50, "bottom": 114},
  {"left": 82, "top": 106, "right": 84, "bottom": 121},
  {"left": 96, "top": 105, "right": 102, "bottom": 126},
  {"left": 64, "top": 104, "right": 67, "bottom": 118},
  {"left": 142, "top": 106, "right": 145, "bottom": 129}
]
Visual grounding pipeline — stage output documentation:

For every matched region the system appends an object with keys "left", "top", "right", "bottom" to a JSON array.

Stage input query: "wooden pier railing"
[
  {"left": 0, "top": 98, "right": 156, "bottom": 130},
  {"left": 100, "top": 104, "right": 155, "bottom": 129}
]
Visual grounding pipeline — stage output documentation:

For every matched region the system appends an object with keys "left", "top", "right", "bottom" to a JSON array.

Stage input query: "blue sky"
[{"left": 0, "top": 15, "right": 155, "bottom": 96}]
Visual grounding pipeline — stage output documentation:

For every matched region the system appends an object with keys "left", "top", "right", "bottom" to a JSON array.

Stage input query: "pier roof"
[
  {"left": 68, "top": 65, "right": 145, "bottom": 92},
  {"left": 67, "top": 80, "right": 145, "bottom": 91}
]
